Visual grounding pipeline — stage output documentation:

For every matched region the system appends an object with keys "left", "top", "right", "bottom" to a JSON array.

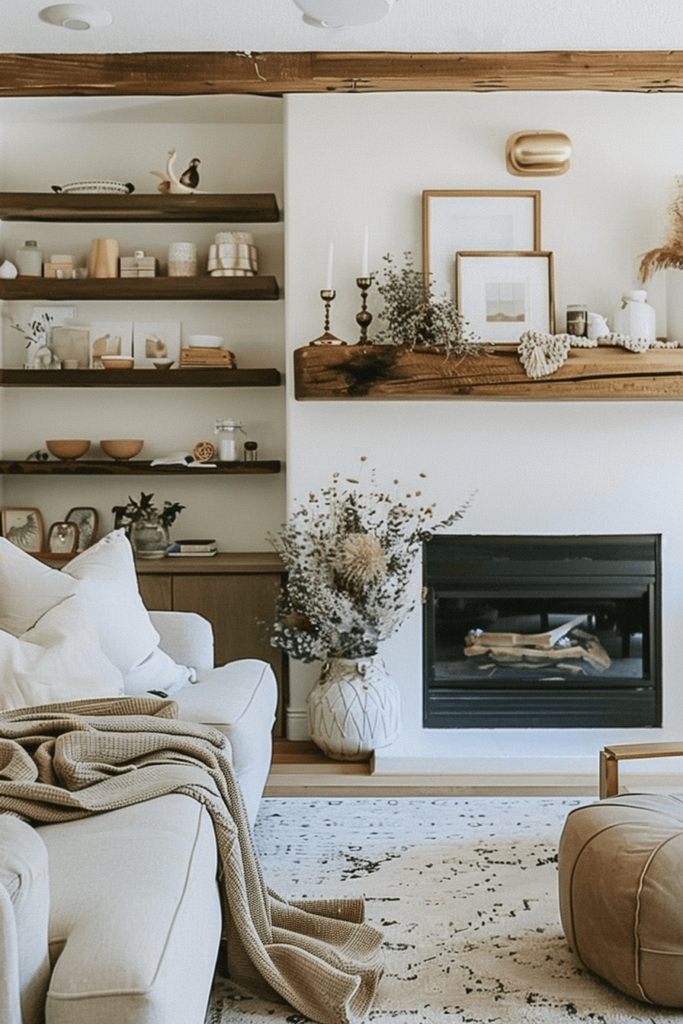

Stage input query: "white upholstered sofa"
[{"left": 0, "top": 533, "right": 279, "bottom": 1024}]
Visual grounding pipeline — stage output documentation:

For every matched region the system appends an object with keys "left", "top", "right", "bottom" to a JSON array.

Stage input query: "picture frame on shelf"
[
  {"left": 47, "top": 521, "right": 79, "bottom": 555},
  {"left": 50, "top": 325, "right": 91, "bottom": 369},
  {"left": 0, "top": 507, "right": 44, "bottom": 552},
  {"left": 133, "top": 321, "right": 181, "bottom": 367},
  {"left": 89, "top": 322, "right": 133, "bottom": 369},
  {"left": 455, "top": 250, "right": 555, "bottom": 341},
  {"left": 422, "top": 190, "right": 541, "bottom": 301},
  {"left": 65, "top": 507, "right": 99, "bottom": 551}
]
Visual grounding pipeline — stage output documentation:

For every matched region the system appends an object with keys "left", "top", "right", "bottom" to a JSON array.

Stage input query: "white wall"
[
  {"left": 284, "top": 91, "right": 683, "bottom": 776},
  {"left": 0, "top": 96, "right": 286, "bottom": 550}
]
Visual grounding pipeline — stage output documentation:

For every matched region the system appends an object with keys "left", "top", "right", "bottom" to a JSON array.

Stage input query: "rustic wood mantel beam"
[{"left": 2, "top": 51, "right": 683, "bottom": 97}]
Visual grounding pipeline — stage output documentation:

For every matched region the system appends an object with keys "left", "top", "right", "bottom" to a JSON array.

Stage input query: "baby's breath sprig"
[{"left": 372, "top": 252, "right": 486, "bottom": 357}]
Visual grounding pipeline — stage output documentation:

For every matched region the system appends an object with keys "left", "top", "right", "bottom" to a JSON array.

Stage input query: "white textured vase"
[{"left": 307, "top": 655, "right": 401, "bottom": 762}]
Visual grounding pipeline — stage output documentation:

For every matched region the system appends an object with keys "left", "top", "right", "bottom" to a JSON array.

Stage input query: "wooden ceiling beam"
[{"left": 1, "top": 51, "right": 683, "bottom": 96}]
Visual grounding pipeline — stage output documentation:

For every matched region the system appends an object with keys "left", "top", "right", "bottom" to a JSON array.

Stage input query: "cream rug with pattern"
[{"left": 206, "top": 796, "right": 680, "bottom": 1024}]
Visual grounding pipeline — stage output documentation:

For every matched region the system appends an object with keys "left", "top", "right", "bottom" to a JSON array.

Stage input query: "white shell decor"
[
  {"left": 307, "top": 655, "right": 401, "bottom": 762},
  {"left": 0, "top": 259, "right": 18, "bottom": 279},
  {"left": 51, "top": 181, "right": 135, "bottom": 194}
]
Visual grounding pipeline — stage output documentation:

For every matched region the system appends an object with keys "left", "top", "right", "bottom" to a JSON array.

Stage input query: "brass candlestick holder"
[
  {"left": 355, "top": 276, "right": 374, "bottom": 344},
  {"left": 309, "top": 289, "right": 346, "bottom": 345}
]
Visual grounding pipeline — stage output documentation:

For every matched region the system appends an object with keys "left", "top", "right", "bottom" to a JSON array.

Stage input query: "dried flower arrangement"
[
  {"left": 373, "top": 252, "right": 485, "bottom": 356},
  {"left": 268, "top": 462, "right": 470, "bottom": 662},
  {"left": 112, "top": 492, "right": 185, "bottom": 530},
  {"left": 639, "top": 176, "right": 683, "bottom": 281}
]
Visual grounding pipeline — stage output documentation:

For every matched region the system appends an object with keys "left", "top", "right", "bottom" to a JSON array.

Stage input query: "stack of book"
[{"left": 168, "top": 539, "right": 218, "bottom": 557}]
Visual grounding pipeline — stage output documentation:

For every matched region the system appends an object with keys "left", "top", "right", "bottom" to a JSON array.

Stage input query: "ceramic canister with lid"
[
  {"left": 613, "top": 290, "right": 656, "bottom": 342},
  {"left": 15, "top": 240, "right": 43, "bottom": 276}
]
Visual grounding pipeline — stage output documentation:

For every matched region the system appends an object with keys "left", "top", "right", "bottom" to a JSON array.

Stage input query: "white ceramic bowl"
[{"left": 187, "top": 334, "right": 223, "bottom": 348}]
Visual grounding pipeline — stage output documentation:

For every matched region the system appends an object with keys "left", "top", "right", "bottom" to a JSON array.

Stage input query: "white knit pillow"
[
  {"left": 0, "top": 594, "right": 124, "bottom": 710},
  {"left": 0, "top": 531, "right": 192, "bottom": 697}
]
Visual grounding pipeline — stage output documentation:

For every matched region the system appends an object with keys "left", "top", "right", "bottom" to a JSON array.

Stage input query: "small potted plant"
[
  {"left": 373, "top": 252, "right": 484, "bottom": 355},
  {"left": 112, "top": 492, "right": 185, "bottom": 559}
]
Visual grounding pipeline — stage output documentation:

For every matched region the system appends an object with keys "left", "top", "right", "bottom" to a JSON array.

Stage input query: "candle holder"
[
  {"left": 355, "top": 276, "right": 374, "bottom": 345},
  {"left": 309, "top": 289, "right": 346, "bottom": 345}
]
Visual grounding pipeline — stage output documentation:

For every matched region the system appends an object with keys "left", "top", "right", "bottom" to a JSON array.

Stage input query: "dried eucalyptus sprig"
[
  {"left": 372, "top": 252, "right": 485, "bottom": 356},
  {"left": 268, "top": 460, "right": 472, "bottom": 662},
  {"left": 639, "top": 176, "right": 683, "bottom": 281}
]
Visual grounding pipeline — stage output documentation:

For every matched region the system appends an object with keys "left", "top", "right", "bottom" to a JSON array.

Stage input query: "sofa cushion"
[
  {"left": 0, "top": 532, "right": 192, "bottom": 697},
  {"left": 0, "top": 595, "right": 124, "bottom": 709},
  {"left": 38, "top": 793, "right": 222, "bottom": 1024}
]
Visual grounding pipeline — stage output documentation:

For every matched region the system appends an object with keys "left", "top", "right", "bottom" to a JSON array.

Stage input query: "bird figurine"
[
  {"left": 150, "top": 149, "right": 206, "bottom": 194},
  {"left": 179, "top": 158, "right": 201, "bottom": 190}
]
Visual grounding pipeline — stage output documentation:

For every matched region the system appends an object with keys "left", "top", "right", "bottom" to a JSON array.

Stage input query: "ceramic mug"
[{"left": 88, "top": 238, "right": 119, "bottom": 278}]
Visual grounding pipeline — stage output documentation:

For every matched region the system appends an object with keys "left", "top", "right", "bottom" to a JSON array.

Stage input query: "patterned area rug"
[{"left": 206, "top": 796, "right": 680, "bottom": 1024}]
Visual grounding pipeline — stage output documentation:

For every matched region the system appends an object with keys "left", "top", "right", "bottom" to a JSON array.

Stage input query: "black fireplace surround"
[{"left": 422, "top": 535, "right": 661, "bottom": 729}]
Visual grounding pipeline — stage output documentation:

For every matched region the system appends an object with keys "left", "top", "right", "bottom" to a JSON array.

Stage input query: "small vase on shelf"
[{"left": 130, "top": 519, "right": 170, "bottom": 560}]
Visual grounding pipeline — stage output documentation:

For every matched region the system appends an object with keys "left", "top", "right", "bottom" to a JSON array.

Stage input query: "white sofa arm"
[{"left": 149, "top": 611, "right": 215, "bottom": 673}]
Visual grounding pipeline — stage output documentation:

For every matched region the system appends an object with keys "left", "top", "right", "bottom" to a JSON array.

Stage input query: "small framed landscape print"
[
  {"left": 133, "top": 321, "right": 181, "bottom": 367},
  {"left": 1, "top": 507, "right": 44, "bottom": 552},
  {"left": 47, "top": 521, "right": 79, "bottom": 555},
  {"left": 422, "top": 190, "right": 541, "bottom": 301},
  {"left": 89, "top": 321, "right": 133, "bottom": 369},
  {"left": 455, "top": 251, "right": 555, "bottom": 341},
  {"left": 66, "top": 507, "right": 99, "bottom": 551}
]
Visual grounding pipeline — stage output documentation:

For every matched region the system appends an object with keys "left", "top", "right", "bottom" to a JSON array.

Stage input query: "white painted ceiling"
[{"left": 2, "top": 0, "right": 683, "bottom": 55}]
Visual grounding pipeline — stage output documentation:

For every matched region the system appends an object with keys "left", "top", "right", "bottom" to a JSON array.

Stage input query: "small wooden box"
[
  {"left": 119, "top": 255, "right": 158, "bottom": 277},
  {"left": 180, "top": 347, "right": 236, "bottom": 368}
]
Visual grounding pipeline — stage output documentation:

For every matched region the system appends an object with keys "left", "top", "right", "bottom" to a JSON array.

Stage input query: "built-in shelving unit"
[{"left": 0, "top": 277, "right": 279, "bottom": 301}]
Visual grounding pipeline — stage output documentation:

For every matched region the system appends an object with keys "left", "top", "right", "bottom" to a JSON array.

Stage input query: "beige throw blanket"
[{"left": 0, "top": 696, "right": 384, "bottom": 1024}]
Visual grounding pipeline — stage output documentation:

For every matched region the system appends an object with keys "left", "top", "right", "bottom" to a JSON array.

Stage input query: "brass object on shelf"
[{"left": 505, "top": 131, "right": 572, "bottom": 176}]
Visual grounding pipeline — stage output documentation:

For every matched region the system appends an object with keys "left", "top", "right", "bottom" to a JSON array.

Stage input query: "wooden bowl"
[
  {"left": 100, "top": 439, "right": 144, "bottom": 461},
  {"left": 101, "top": 356, "right": 134, "bottom": 370},
  {"left": 46, "top": 439, "right": 91, "bottom": 461}
]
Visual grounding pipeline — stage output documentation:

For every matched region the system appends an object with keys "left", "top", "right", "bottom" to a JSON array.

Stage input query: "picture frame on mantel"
[
  {"left": 422, "top": 190, "right": 541, "bottom": 301},
  {"left": 455, "top": 251, "right": 555, "bottom": 341}
]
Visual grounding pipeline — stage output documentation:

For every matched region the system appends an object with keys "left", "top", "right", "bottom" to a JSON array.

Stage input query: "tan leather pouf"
[{"left": 558, "top": 794, "right": 683, "bottom": 1006}]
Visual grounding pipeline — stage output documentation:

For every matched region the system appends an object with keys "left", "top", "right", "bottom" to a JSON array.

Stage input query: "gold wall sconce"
[{"left": 506, "top": 130, "right": 572, "bottom": 176}]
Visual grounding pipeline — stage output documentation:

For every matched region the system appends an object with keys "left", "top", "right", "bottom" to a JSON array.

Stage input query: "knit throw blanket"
[{"left": 0, "top": 696, "right": 384, "bottom": 1024}]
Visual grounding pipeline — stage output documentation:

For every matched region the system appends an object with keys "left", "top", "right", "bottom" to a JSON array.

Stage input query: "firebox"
[{"left": 422, "top": 535, "right": 661, "bottom": 729}]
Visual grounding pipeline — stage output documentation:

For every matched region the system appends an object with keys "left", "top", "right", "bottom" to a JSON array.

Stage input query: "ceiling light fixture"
[
  {"left": 39, "top": 4, "right": 113, "bottom": 30},
  {"left": 293, "top": 0, "right": 399, "bottom": 28}
]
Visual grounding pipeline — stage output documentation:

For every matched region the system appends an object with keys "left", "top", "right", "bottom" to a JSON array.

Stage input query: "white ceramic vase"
[
  {"left": 307, "top": 655, "right": 401, "bottom": 762},
  {"left": 667, "top": 269, "right": 683, "bottom": 344}
]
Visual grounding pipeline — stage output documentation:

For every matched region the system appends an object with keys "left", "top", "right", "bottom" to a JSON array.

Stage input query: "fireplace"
[{"left": 422, "top": 535, "right": 661, "bottom": 729}]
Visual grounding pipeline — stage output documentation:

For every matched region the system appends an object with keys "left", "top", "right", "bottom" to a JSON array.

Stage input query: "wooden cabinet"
[{"left": 136, "top": 552, "right": 288, "bottom": 736}]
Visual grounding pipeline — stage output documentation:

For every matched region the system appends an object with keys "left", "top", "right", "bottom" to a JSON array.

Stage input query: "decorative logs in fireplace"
[{"left": 422, "top": 534, "right": 661, "bottom": 729}]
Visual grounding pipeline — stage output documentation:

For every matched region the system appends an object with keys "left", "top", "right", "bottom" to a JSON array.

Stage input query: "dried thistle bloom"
[{"left": 334, "top": 533, "right": 387, "bottom": 593}]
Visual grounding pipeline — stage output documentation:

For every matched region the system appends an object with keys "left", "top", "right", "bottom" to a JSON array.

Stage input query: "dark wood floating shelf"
[
  {"left": 0, "top": 275, "right": 279, "bottom": 301},
  {"left": 294, "top": 344, "right": 683, "bottom": 400},
  {"left": 0, "top": 192, "right": 280, "bottom": 223},
  {"left": 0, "top": 460, "right": 281, "bottom": 476},
  {"left": 0, "top": 368, "right": 281, "bottom": 388}
]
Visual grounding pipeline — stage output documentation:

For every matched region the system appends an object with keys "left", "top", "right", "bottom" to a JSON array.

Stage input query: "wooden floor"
[{"left": 264, "top": 740, "right": 597, "bottom": 798}]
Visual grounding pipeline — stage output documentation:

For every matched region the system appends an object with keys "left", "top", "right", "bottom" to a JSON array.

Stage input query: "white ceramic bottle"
[
  {"left": 15, "top": 240, "right": 42, "bottom": 277},
  {"left": 613, "top": 290, "right": 656, "bottom": 342}
]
